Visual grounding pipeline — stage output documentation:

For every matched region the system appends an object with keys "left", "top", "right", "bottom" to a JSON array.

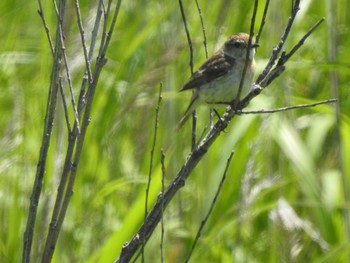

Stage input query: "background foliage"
[{"left": 1, "top": 0, "right": 349, "bottom": 262}]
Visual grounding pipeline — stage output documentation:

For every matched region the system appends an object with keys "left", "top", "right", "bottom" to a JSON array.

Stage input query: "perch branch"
[{"left": 115, "top": 1, "right": 330, "bottom": 262}]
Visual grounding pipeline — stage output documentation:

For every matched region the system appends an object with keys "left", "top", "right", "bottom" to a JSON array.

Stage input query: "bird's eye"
[{"left": 233, "top": 42, "right": 241, "bottom": 48}]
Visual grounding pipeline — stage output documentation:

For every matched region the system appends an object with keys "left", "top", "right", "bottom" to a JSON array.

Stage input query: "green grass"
[{"left": 0, "top": 0, "right": 349, "bottom": 262}]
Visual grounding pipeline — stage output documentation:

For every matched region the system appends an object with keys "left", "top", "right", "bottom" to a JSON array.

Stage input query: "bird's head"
[{"left": 223, "top": 32, "right": 259, "bottom": 60}]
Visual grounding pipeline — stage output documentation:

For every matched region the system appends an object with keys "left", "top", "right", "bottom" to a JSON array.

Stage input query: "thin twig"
[
  {"left": 191, "top": 112, "right": 197, "bottom": 150},
  {"left": 240, "top": 2, "right": 322, "bottom": 106},
  {"left": 234, "top": 0, "right": 259, "bottom": 107},
  {"left": 22, "top": 0, "right": 66, "bottom": 261},
  {"left": 238, "top": 98, "right": 337, "bottom": 114},
  {"left": 279, "top": 17, "right": 325, "bottom": 63},
  {"left": 37, "top": 4, "right": 54, "bottom": 54},
  {"left": 179, "top": 0, "right": 197, "bottom": 148},
  {"left": 184, "top": 151, "right": 234, "bottom": 263},
  {"left": 41, "top": 1, "right": 79, "bottom": 260},
  {"left": 60, "top": 31, "right": 80, "bottom": 134},
  {"left": 256, "top": 0, "right": 300, "bottom": 84},
  {"left": 40, "top": 1, "right": 73, "bottom": 262},
  {"left": 38, "top": 0, "right": 74, "bottom": 134},
  {"left": 195, "top": 0, "right": 216, "bottom": 128},
  {"left": 179, "top": 0, "right": 193, "bottom": 74},
  {"left": 58, "top": 81, "right": 72, "bottom": 134},
  {"left": 98, "top": 0, "right": 120, "bottom": 61},
  {"left": 74, "top": 0, "right": 93, "bottom": 84},
  {"left": 47, "top": 0, "right": 122, "bottom": 259},
  {"left": 255, "top": 0, "right": 270, "bottom": 44},
  {"left": 260, "top": 19, "right": 324, "bottom": 89},
  {"left": 99, "top": 0, "right": 112, "bottom": 55},
  {"left": 89, "top": 0, "right": 103, "bottom": 63},
  {"left": 143, "top": 83, "right": 163, "bottom": 261},
  {"left": 53, "top": 0, "right": 78, "bottom": 135},
  {"left": 77, "top": 0, "right": 104, "bottom": 117},
  {"left": 195, "top": 0, "right": 208, "bottom": 59},
  {"left": 160, "top": 149, "right": 166, "bottom": 263}
]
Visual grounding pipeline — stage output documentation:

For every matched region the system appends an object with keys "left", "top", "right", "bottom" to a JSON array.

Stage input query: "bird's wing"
[{"left": 180, "top": 53, "right": 236, "bottom": 91}]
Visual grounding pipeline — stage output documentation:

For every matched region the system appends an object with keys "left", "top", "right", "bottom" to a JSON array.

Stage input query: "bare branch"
[
  {"left": 43, "top": 1, "right": 123, "bottom": 260},
  {"left": 179, "top": 0, "right": 197, "bottom": 148},
  {"left": 234, "top": 0, "right": 259, "bottom": 107},
  {"left": 179, "top": 0, "right": 194, "bottom": 75},
  {"left": 77, "top": 0, "right": 104, "bottom": 116},
  {"left": 195, "top": 0, "right": 208, "bottom": 59},
  {"left": 60, "top": 33, "right": 80, "bottom": 134},
  {"left": 239, "top": 11, "right": 324, "bottom": 108},
  {"left": 37, "top": 2, "right": 54, "bottom": 55},
  {"left": 279, "top": 17, "right": 325, "bottom": 64},
  {"left": 160, "top": 149, "right": 166, "bottom": 263},
  {"left": 238, "top": 98, "right": 337, "bottom": 114},
  {"left": 58, "top": 82, "right": 72, "bottom": 134},
  {"left": 74, "top": 0, "right": 93, "bottom": 84},
  {"left": 98, "top": 0, "right": 122, "bottom": 60},
  {"left": 255, "top": 0, "right": 270, "bottom": 44},
  {"left": 143, "top": 83, "right": 163, "bottom": 261},
  {"left": 256, "top": 0, "right": 300, "bottom": 84},
  {"left": 22, "top": 0, "right": 67, "bottom": 261}
]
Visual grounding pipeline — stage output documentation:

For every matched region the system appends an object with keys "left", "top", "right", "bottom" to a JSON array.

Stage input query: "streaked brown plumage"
[{"left": 177, "top": 33, "right": 258, "bottom": 130}]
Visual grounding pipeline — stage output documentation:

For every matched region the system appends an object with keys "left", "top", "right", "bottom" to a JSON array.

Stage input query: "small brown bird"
[{"left": 177, "top": 32, "right": 258, "bottom": 130}]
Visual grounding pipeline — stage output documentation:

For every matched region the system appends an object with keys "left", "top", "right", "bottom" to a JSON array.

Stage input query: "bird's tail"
[{"left": 176, "top": 92, "right": 200, "bottom": 131}]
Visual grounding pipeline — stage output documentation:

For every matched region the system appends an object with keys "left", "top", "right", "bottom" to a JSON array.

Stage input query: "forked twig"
[
  {"left": 22, "top": 0, "right": 67, "bottom": 262},
  {"left": 26, "top": 1, "right": 123, "bottom": 262},
  {"left": 240, "top": 10, "right": 325, "bottom": 105},
  {"left": 256, "top": 0, "right": 300, "bottom": 84},
  {"left": 41, "top": 2, "right": 123, "bottom": 261},
  {"left": 279, "top": 17, "right": 325, "bottom": 64},
  {"left": 60, "top": 32, "right": 80, "bottom": 134}
]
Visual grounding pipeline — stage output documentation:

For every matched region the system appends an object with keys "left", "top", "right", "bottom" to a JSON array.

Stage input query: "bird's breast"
[{"left": 198, "top": 62, "right": 255, "bottom": 104}]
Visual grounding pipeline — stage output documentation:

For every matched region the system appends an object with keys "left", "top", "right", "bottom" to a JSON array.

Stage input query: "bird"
[{"left": 177, "top": 32, "right": 259, "bottom": 130}]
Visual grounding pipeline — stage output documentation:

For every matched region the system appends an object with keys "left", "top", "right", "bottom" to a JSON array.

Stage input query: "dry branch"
[{"left": 114, "top": 0, "right": 332, "bottom": 262}]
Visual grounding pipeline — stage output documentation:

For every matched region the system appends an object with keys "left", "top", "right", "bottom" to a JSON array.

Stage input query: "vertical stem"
[
  {"left": 327, "top": 1, "right": 350, "bottom": 261},
  {"left": 179, "top": 0, "right": 196, "bottom": 147},
  {"left": 22, "top": 1, "right": 66, "bottom": 262}
]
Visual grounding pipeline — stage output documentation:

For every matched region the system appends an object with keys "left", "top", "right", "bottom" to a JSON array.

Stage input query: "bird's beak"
[{"left": 251, "top": 43, "right": 259, "bottom": 48}]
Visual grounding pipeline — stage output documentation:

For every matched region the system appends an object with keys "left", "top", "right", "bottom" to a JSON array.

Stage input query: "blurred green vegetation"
[{"left": 1, "top": 0, "right": 349, "bottom": 262}]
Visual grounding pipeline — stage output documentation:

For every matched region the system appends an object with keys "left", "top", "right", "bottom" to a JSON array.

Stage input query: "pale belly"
[{"left": 198, "top": 67, "right": 253, "bottom": 105}]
